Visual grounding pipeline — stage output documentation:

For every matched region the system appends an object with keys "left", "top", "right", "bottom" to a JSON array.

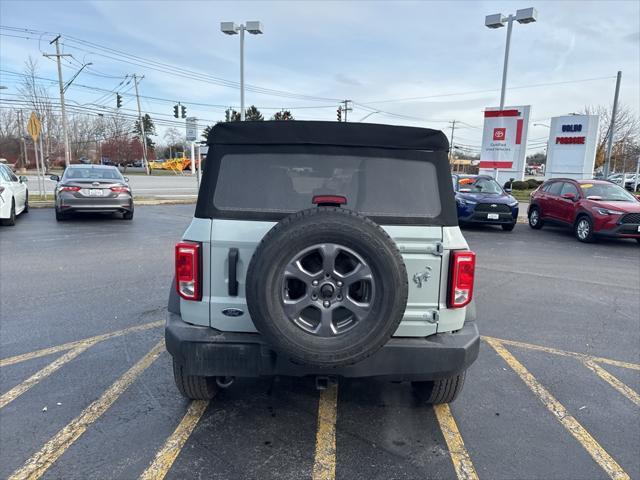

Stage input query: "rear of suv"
[{"left": 166, "top": 121, "right": 479, "bottom": 404}]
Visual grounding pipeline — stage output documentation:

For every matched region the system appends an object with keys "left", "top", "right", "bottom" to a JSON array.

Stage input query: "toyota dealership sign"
[
  {"left": 544, "top": 115, "right": 599, "bottom": 179},
  {"left": 479, "top": 105, "right": 530, "bottom": 185}
]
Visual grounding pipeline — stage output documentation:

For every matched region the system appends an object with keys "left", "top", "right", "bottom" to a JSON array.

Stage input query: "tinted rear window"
[
  {"left": 64, "top": 167, "right": 123, "bottom": 180},
  {"left": 213, "top": 153, "right": 441, "bottom": 218}
]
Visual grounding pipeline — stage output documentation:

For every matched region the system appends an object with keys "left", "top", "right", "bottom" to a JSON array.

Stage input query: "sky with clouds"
[{"left": 1, "top": 0, "right": 638, "bottom": 153}]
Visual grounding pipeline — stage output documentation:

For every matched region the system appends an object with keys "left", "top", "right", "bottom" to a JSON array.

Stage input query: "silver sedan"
[{"left": 51, "top": 165, "right": 134, "bottom": 221}]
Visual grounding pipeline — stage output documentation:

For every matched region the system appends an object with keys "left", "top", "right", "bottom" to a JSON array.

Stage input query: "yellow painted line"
[
  {"left": 139, "top": 400, "right": 209, "bottom": 480},
  {"left": 583, "top": 360, "right": 640, "bottom": 407},
  {"left": 0, "top": 321, "right": 163, "bottom": 368},
  {"left": 0, "top": 343, "right": 95, "bottom": 410},
  {"left": 9, "top": 341, "right": 165, "bottom": 480},
  {"left": 485, "top": 337, "right": 630, "bottom": 480},
  {"left": 434, "top": 403, "right": 479, "bottom": 480},
  {"left": 312, "top": 384, "right": 338, "bottom": 480},
  {"left": 483, "top": 336, "right": 640, "bottom": 371}
]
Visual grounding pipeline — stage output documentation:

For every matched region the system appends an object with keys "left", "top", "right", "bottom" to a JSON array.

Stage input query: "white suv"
[{"left": 166, "top": 121, "right": 479, "bottom": 404}]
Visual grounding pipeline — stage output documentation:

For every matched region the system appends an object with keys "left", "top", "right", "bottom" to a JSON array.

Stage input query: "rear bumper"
[
  {"left": 57, "top": 193, "right": 133, "bottom": 213},
  {"left": 165, "top": 312, "right": 480, "bottom": 381}
]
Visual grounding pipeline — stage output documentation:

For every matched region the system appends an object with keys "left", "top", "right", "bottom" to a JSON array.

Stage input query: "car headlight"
[
  {"left": 508, "top": 200, "right": 519, "bottom": 207},
  {"left": 458, "top": 198, "right": 477, "bottom": 206},
  {"left": 595, "top": 208, "right": 624, "bottom": 215}
]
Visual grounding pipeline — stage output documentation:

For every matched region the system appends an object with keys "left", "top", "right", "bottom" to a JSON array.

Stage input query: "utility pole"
[
  {"left": 603, "top": 71, "right": 622, "bottom": 178},
  {"left": 133, "top": 74, "right": 149, "bottom": 174},
  {"left": 449, "top": 120, "right": 457, "bottom": 170},
  {"left": 17, "top": 110, "right": 28, "bottom": 173},
  {"left": 341, "top": 100, "right": 353, "bottom": 122},
  {"left": 43, "top": 35, "right": 72, "bottom": 167}
]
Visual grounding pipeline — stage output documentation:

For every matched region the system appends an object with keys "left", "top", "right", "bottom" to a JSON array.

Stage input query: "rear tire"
[
  {"left": 2, "top": 199, "right": 16, "bottom": 226},
  {"left": 575, "top": 216, "right": 595, "bottom": 243},
  {"left": 55, "top": 208, "right": 66, "bottom": 221},
  {"left": 123, "top": 209, "right": 134, "bottom": 220},
  {"left": 23, "top": 193, "right": 29, "bottom": 213},
  {"left": 501, "top": 222, "right": 515, "bottom": 231},
  {"left": 528, "top": 207, "right": 543, "bottom": 229},
  {"left": 412, "top": 371, "right": 466, "bottom": 404},
  {"left": 172, "top": 360, "right": 219, "bottom": 400}
]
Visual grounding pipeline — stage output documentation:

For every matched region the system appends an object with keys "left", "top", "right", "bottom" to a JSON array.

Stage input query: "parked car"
[
  {"left": 0, "top": 163, "right": 28, "bottom": 226},
  {"left": 50, "top": 165, "right": 134, "bottom": 221},
  {"left": 452, "top": 174, "right": 519, "bottom": 231},
  {"left": 528, "top": 178, "right": 640, "bottom": 243},
  {"left": 167, "top": 121, "right": 479, "bottom": 404}
]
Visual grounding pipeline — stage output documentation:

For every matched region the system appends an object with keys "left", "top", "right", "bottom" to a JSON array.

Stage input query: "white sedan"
[{"left": 0, "top": 164, "right": 28, "bottom": 226}]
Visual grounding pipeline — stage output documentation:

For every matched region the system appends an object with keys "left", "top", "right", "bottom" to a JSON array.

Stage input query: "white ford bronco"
[{"left": 166, "top": 121, "right": 478, "bottom": 403}]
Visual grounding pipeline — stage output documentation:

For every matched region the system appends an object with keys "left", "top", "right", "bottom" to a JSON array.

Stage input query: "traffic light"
[
  {"left": 173, "top": 104, "right": 179, "bottom": 118},
  {"left": 181, "top": 105, "right": 187, "bottom": 118},
  {"left": 116, "top": 94, "right": 122, "bottom": 109},
  {"left": 337, "top": 107, "right": 342, "bottom": 122}
]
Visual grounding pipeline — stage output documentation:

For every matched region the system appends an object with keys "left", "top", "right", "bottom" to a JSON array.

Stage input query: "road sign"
[
  {"left": 186, "top": 117, "right": 198, "bottom": 142},
  {"left": 27, "top": 111, "right": 41, "bottom": 141}
]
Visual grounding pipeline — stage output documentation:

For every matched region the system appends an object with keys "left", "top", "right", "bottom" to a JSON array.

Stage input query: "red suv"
[{"left": 528, "top": 179, "right": 640, "bottom": 243}]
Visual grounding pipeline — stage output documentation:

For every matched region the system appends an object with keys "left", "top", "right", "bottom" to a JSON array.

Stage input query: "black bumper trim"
[{"left": 165, "top": 312, "right": 480, "bottom": 381}]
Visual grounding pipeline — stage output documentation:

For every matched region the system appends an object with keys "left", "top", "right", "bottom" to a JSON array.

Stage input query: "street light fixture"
[
  {"left": 221, "top": 21, "right": 264, "bottom": 121},
  {"left": 485, "top": 7, "right": 537, "bottom": 109}
]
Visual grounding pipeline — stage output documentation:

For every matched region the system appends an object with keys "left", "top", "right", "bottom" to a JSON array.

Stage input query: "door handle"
[{"left": 228, "top": 248, "right": 239, "bottom": 296}]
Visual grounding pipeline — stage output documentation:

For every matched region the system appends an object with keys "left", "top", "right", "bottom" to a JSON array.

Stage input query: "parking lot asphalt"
[{"left": 1, "top": 205, "right": 638, "bottom": 480}]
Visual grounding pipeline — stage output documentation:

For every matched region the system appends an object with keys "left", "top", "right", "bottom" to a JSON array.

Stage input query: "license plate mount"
[{"left": 487, "top": 213, "right": 500, "bottom": 220}]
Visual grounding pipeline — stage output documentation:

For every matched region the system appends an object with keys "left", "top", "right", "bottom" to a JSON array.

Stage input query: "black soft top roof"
[{"left": 207, "top": 120, "right": 449, "bottom": 152}]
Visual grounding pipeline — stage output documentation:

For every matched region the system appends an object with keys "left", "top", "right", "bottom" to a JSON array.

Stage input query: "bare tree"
[
  {"left": 18, "top": 57, "right": 59, "bottom": 162},
  {"left": 583, "top": 104, "right": 639, "bottom": 171}
]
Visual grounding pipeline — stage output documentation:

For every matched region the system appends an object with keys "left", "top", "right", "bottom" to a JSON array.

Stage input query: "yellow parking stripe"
[
  {"left": 0, "top": 321, "right": 163, "bottom": 368},
  {"left": 583, "top": 361, "right": 640, "bottom": 407},
  {"left": 139, "top": 400, "right": 209, "bottom": 480},
  {"left": 0, "top": 344, "right": 94, "bottom": 409},
  {"left": 485, "top": 337, "right": 630, "bottom": 480},
  {"left": 312, "top": 384, "right": 338, "bottom": 480},
  {"left": 483, "top": 336, "right": 640, "bottom": 371},
  {"left": 9, "top": 341, "right": 165, "bottom": 480},
  {"left": 434, "top": 403, "right": 479, "bottom": 480}
]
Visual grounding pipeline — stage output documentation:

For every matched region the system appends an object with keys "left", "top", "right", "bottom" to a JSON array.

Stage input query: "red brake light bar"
[
  {"left": 110, "top": 186, "right": 130, "bottom": 193},
  {"left": 60, "top": 186, "right": 81, "bottom": 192},
  {"left": 312, "top": 195, "right": 347, "bottom": 206},
  {"left": 448, "top": 250, "right": 476, "bottom": 309}
]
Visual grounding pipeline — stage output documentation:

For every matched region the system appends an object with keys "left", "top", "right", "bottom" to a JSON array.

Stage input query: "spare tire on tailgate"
[{"left": 246, "top": 207, "right": 408, "bottom": 367}]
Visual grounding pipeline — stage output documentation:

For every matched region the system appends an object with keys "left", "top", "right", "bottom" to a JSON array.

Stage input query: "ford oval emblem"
[{"left": 222, "top": 308, "right": 244, "bottom": 317}]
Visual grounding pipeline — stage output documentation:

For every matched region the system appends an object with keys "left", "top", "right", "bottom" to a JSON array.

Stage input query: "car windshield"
[
  {"left": 64, "top": 167, "right": 124, "bottom": 181},
  {"left": 458, "top": 177, "right": 503, "bottom": 194},
  {"left": 581, "top": 182, "right": 638, "bottom": 202}
]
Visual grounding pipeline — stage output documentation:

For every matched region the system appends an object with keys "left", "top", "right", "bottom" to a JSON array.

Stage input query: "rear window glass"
[
  {"left": 64, "top": 167, "right": 123, "bottom": 180},
  {"left": 213, "top": 153, "right": 441, "bottom": 218}
]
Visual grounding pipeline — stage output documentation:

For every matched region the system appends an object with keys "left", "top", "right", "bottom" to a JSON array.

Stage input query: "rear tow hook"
[{"left": 315, "top": 375, "right": 338, "bottom": 391}]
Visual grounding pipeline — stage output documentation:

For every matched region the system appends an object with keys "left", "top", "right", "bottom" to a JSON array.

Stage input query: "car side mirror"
[
  {"left": 50, "top": 174, "right": 60, "bottom": 181},
  {"left": 562, "top": 193, "right": 577, "bottom": 201},
  {"left": 505, "top": 187, "right": 512, "bottom": 193},
  {"left": 19, "top": 175, "right": 28, "bottom": 183},
  {"left": 124, "top": 176, "right": 129, "bottom": 182}
]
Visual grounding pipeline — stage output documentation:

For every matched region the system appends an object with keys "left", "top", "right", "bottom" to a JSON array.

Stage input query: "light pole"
[
  {"left": 485, "top": 8, "right": 537, "bottom": 110},
  {"left": 221, "top": 21, "right": 263, "bottom": 121},
  {"left": 358, "top": 111, "right": 380, "bottom": 122}
]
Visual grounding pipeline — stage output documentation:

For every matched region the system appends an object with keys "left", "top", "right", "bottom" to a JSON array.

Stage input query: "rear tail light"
[
  {"left": 110, "top": 186, "right": 130, "bottom": 193},
  {"left": 175, "top": 241, "right": 201, "bottom": 301},
  {"left": 60, "top": 186, "right": 81, "bottom": 192},
  {"left": 448, "top": 250, "right": 476, "bottom": 309}
]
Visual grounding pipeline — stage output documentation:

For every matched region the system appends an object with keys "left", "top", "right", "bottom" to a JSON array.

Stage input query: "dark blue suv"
[{"left": 452, "top": 174, "right": 519, "bottom": 231}]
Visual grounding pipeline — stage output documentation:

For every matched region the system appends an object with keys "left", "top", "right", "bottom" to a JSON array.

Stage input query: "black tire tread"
[
  {"left": 172, "top": 360, "right": 218, "bottom": 400},
  {"left": 413, "top": 371, "right": 466, "bottom": 404}
]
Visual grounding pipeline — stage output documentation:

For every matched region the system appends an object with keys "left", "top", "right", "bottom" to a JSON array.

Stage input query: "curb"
[{"left": 30, "top": 198, "right": 197, "bottom": 208}]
